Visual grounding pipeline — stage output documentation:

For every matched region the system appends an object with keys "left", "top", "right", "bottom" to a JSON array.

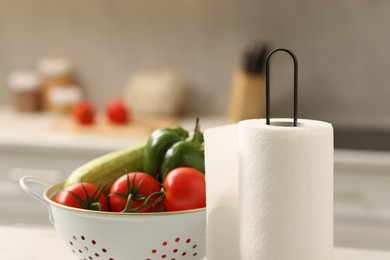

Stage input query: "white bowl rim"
[{"left": 45, "top": 182, "right": 206, "bottom": 217}]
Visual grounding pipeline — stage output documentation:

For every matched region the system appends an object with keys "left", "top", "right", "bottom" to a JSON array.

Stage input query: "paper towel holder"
[{"left": 265, "top": 48, "right": 298, "bottom": 127}]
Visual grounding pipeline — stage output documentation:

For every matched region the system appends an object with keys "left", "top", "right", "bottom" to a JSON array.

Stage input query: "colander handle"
[
  {"left": 19, "top": 176, "right": 55, "bottom": 224},
  {"left": 19, "top": 176, "right": 51, "bottom": 206}
]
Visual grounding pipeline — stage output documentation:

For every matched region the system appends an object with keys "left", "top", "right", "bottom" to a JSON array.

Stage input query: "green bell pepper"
[
  {"left": 143, "top": 126, "right": 189, "bottom": 178},
  {"left": 160, "top": 118, "right": 205, "bottom": 180}
]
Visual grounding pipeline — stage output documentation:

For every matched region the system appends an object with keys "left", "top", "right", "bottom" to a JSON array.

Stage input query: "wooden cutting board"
[{"left": 51, "top": 115, "right": 178, "bottom": 137}]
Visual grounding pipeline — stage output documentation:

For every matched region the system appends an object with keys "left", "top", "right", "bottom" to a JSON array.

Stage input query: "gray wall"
[{"left": 1, "top": 0, "right": 390, "bottom": 128}]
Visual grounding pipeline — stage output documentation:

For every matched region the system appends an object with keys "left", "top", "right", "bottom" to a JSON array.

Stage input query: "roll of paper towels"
[
  {"left": 205, "top": 124, "right": 239, "bottom": 260},
  {"left": 205, "top": 118, "right": 333, "bottom": 260}
]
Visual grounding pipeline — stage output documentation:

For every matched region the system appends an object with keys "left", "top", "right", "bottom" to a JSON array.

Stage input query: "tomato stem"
[
  {"left": 122, "top": 193, "right": 134, "bottom": 212},
  {"left": 90, "top": 202, "right": 103, "bottom": 211},
  {"left": 64, "top": 182, "right": 106, "bottom": 211},
  {"left": 121, "top": 191, "right": 165, "bottom": 213}
]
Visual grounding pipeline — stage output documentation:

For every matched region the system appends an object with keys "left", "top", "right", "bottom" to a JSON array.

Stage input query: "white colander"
[{"left": 20, "top": 177, "right": 206, "bottom": 260}]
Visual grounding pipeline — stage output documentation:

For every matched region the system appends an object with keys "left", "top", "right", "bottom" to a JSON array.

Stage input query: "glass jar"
[
  {"left": 37, "top": 57, "right": 74, "bottom": 111},
  {"left": 48, "top": 85, "right": 83, "bottom": 115},
  {"left": 7, "top": 71, "right": 42, "bottom": 112}
]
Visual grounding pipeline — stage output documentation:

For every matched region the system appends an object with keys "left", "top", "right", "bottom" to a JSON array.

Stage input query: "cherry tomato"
[
  {"left": 162, "top": 167, "right": 206, "bottom": 211},
  {"left": 105, "top": 98, "right": 129, "bottom": 125},
  {"left": 72, "top": 101, "right": 95, "bottom": 125},
  {"left": 109, "top": 172, "right": 162, "bottom": 212},
  {"left": 54, "top": 182, "right": 108, "bottom": 211}
]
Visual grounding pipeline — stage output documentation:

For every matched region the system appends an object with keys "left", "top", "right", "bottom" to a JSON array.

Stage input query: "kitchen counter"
[
  {"left": 2, "top": 225, "right": 390, "bottom": 260},
  {"left": 0, "top": 107, "right": 227, "bottom": 151}
]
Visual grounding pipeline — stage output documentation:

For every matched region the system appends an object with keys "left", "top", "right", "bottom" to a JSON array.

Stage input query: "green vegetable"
[
  {"left": 143, "top": 126, "right": 189, "bottom": 178},
  {"left": 64, "top": 143, "right": 145, "bottom": 193},
  {"left": 160, "top": 118, "right": 205, "bottom": 180}
]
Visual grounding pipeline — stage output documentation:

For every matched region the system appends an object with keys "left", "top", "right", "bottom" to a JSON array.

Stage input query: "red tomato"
[
  {"left": 105, "top": 98, "right": 129, "bottom": 125},
  {"left": 72, "top": 101, "right": 95, "bottom": 125},
  {"left": 162, "top": 167, "right": 206, "bottom": 211},
  {"left": 54, "top": 182, "right": 108, "bottom": 211},
  {"left": 109, "top": 172, "right": 162, "bottom": 212}
]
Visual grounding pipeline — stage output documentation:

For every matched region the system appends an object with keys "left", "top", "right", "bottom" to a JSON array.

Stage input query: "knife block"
[{"left": 228, "top": 70, "right": 265, "bottom": 122}]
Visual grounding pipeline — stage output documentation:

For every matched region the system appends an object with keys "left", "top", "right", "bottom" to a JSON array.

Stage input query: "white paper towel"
[
  {"left": 205, "top": 124, "right": 240, "bottom": 260},
  {"left": 205, "top": 118, "right": 333, "bottom": 260}
]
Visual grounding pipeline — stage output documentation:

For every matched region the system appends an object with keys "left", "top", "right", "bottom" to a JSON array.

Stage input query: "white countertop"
[
  {"left": 0, "top": 108, "right": 140, "bottom": 152},
  {"left": 2, "top": 225, "right": 390, "bottom": 260},
  {"left": 0, "top": 107, "right": 227, "bottom": 151}
]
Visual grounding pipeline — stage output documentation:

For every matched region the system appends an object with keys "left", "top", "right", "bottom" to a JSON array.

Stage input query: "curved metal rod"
[{"left": 265, "top": 48, "right": 298, "bottom": 126}]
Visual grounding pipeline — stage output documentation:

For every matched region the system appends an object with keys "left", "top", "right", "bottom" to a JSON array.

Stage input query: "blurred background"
[
  {"left": 1, "top": 0, "right": 389, "bottom": 124},
  {"left": 1, "top": 0, "right": 390, "bottom": 253}
]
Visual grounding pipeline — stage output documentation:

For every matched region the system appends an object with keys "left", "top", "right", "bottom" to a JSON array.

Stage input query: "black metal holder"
[{"left": 265, "top": 48, "right": 298, "bottom": 127}]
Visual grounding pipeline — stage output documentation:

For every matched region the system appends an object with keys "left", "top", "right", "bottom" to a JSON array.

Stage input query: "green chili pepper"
[
  {"left": 160, "top": 118, "right": 205, "bottom": 180},
  {"left": 143, "top": 126, "right": 189, "bottom": 177}
]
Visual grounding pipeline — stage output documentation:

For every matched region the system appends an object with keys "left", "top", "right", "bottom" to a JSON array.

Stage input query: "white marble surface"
[
  {"left": 1, "top": 225, "right": 390, "bottom": 260},
  {"left": 0, "top": 225, "right": 73, "bottom": 260}
]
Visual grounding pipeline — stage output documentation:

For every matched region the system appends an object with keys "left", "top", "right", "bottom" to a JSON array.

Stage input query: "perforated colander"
[{"left": 20, "top": 177, "right": 206, "bottom": 260}]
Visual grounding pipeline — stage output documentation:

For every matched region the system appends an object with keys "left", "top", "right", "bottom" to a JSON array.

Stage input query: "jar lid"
[
  {"left": 37, "top": 57, "right": 73, "bottom": 78},
  {"left": 48, "top": 85, "right": 83, "bottom": 105},
  {"left": 7, "top": 71, "right": 42, "bottom": 91}
]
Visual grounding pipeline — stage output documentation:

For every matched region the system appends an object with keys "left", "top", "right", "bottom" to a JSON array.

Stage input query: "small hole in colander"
[
  {"left": 69, "top": 235, "right": 114, "bottom": 260},
  {"left": 147, "top": 237, "right": 200, "bottom": 260}
]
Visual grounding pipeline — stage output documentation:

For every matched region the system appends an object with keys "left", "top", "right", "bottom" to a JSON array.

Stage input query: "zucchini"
[{"left": 64, "top": 143, "right": 145, "bottom": 193}]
